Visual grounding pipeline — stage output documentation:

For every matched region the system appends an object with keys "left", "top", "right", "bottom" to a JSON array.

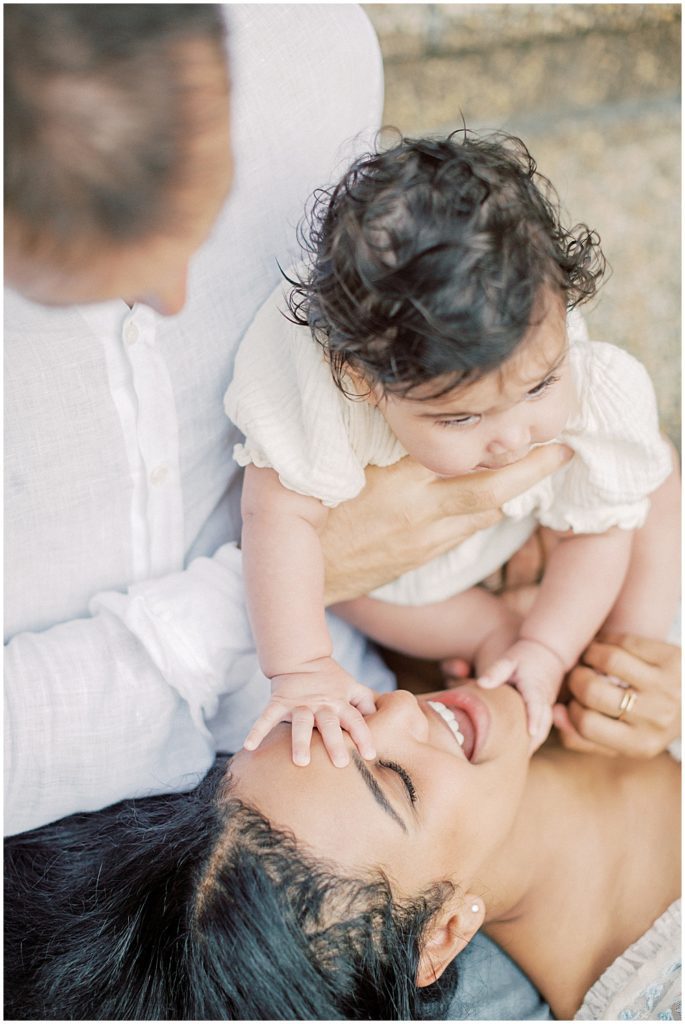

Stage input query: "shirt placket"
[{"left": 122, "top": 305, "right": 185, "bottom": 579}]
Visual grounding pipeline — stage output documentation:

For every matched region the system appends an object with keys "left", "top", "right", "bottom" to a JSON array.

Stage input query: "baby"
[{"left": 226, "top": 131, "right": 675, "bottom": 764}]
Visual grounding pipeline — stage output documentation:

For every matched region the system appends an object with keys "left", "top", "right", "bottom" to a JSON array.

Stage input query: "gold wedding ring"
[{"left": 615, "top": 687, "right": 637, "bottom": 721}]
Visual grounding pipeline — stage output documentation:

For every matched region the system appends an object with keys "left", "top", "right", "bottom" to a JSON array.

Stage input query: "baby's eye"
[
  {"left": 436, "top": 413, "right": 482, "bottom": 429},
  {"left": 526, "top": 374, "right": 560, "bottom": 400}
]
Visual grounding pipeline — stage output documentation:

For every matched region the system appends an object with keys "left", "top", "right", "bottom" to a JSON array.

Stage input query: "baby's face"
[{"left": 375, "top": 291, "right": 575, "bottom": 476}]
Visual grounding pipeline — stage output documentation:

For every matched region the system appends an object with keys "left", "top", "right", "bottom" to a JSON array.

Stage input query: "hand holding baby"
[{"left": 243, "top": 657, "right": 377, "bottom": 767}]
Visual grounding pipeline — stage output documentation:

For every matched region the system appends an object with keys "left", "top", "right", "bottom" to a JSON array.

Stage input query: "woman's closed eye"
[{"left": 378, "top": 759, "right": 417, "bottom": 806}]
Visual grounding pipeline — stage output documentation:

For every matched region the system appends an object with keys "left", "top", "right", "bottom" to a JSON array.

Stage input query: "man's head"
[{"left": 4, "top": 4, "right": 232, "bottom": 314}]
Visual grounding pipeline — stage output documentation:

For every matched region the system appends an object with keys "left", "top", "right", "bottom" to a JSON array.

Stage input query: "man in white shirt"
[{"left": 4, "top": 3, "right": 568, "bottom": 839}]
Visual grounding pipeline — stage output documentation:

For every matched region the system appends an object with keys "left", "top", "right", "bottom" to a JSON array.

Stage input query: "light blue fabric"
[{"left": 446, "top": 933, "right": 554, "bottom": 1020}]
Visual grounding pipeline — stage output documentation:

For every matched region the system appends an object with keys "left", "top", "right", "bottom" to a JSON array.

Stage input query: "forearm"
[
  {"left": 521, "top": 528, "right": 633, "bottom": 668},
  {"left": 6, "top": 538, "right": 328, "bottom": 837},
  {"left": 242, "top": 511, "right": 331, "bottom": 674},
  {"left": 6, "top": 578, "right": 223, "bottom": 837},
  {"left": 241, "top": 466, "right": 332, "bottom": 676},
  {"left": 604, "top": 452, "right": 681, "bottom": 640},
  {"left": 334, "top": 587, "right": 517, "bottom": 662}
]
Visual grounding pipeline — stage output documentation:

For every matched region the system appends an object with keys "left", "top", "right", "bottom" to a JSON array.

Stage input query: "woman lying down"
[{"left": 5, "top": 669, "right": 680, "bottom": 1020}]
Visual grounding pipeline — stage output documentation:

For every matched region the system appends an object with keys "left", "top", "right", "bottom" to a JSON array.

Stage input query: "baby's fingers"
[
  {"left": 527, "top": 700, "right": 553, "bottom": 754},
  {"left": 339, "top": 704, "right": 376, "bottom": 761},
  {"left": 291, "top": 707, "right": 315, "bottom": 766},
  {"left": 349, "top": 685, "right": 379, "bottom": 717},
  {"left": 243, "top": 701, "right": 290, "bottom": 751},
  {"left": 315, "top": 708, "right": 350, "bottom": 768},
  {"left": 441, "top": 657, "right": 471, "bottom": 680},
  {"left": 478, "top": 657, "right": 516, "bottom": 689}
]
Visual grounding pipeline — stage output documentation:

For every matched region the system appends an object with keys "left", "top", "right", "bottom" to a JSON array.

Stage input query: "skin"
[
  {"left": 4, "top": 31, "right": 577, "bottom": 771},
  {"left": 3, "top": 36, "right": 572, "bottom": 578},
  {"left": 320, "top": 444, "right": 572, "bottom": 603},
  {"left": 4, "top": 40, "right": 234, "bottom": 317},
  {"left": 244, "top": 284, "right": 677, "bottom": 760},
  {"left": 442, "top": 452, "right": 681, "bottom": 757},
  {"left": 554, "top": 633, "right": 682, "bottom": 757},
  {"left": 371, "top": 290, "right": 575, "bottom": 475},
  {"left": 229, "top": 683, "right": 680, "bottom": 1018},
  {"left": 242, "top": 292, "right": 581, "bottom": 763}
]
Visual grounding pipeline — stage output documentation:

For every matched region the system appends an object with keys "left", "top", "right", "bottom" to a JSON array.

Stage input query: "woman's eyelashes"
[{"left": 378, "top": 759, "right": 417, "bottom": 805}]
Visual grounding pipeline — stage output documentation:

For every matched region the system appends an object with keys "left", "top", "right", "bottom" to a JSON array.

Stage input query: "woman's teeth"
[{"left": 427, "top": 700, "right": 465, "bottom": 748}]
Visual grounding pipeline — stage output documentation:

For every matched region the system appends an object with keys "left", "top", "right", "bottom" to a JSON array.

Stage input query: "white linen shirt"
[
  {"left": 4, "top": 4, "right": 394, "bottom": 836},
  {"left": 226, "top": 279, "right": 672, "bottom": 605}
]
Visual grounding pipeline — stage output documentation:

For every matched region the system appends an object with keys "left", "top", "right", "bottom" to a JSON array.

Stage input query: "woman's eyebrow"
[{"left": 351, "top": 752, "right": 408, "bottom": 834}]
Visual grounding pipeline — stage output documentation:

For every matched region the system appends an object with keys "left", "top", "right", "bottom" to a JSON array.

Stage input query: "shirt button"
[
  {"left": 149, "top": 464, "right": 169, "bottom": 486},
  {"left": 124, "top": 322, "right": 139, "bottom": 346}
]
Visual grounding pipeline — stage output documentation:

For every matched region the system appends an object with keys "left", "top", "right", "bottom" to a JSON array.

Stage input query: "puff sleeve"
[
  {"left": 224, "top": 278, "right": 403, "bottom": 507},
  {"left": 503, "top": 338, "right": 672, "bottom": 533}
]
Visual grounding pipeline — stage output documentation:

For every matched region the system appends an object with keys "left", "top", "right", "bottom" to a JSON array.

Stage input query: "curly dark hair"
[
  {"left": 286, "top": 129, "right": 606, "bottom": 398},
  {"left": 4, "top": 756, "right": 458, "bottom": 1020}
]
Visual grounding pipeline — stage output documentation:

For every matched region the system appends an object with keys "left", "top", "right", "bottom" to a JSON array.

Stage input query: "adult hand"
[
  {"left": 322, "top": 445, "right": 572, "bottom": 605},
  {"left": 552, "top": 633, "right": 680, "bottom": 758}
]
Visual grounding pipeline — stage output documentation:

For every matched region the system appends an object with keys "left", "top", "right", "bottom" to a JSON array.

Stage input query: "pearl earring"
[{"left": 471, "top": 903, "right": 480, "bottom": 913}]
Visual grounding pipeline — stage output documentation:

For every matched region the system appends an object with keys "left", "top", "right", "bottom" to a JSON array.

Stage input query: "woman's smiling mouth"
[
  {"left": 422, "top": 687, "right": 492, "bottom": 762},
  {"left": 427, "top": 700, "right": 466, "bottom": 749}
]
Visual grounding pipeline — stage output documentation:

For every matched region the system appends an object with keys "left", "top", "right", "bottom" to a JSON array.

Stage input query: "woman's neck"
[{"left": 478, "top": 741, "right": 679, "bottom": 1018}]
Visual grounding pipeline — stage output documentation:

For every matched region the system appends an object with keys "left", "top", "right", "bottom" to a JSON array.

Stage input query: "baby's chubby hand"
[
  {"left": 478, "top": 638, "right": 566, "bottom": 752},
  {"left": 243, "top": 657, "right": 377, "bottom": 767}
]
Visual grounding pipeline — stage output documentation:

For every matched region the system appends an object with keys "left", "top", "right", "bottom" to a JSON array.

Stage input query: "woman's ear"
[{"left": 416, "top": 894, "right": 485, "bottom": 988}]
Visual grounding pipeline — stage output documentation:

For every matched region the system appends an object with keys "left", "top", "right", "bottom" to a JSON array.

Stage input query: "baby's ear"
[
  {"left": 343, "top": 363, "right": 381, "bottom": 405},
  {"left": 416, "top": 893, "right": 485, "bottom": 987}
]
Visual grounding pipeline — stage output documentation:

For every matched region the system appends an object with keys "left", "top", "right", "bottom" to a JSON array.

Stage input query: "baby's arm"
[
  {"left": 334, "top": 586, "right": 519, "bottom": 664},
  {"left": 240, "top": 465, "right": 376, "bottom": 766},
  {"left": 480, "top": 528, "right": 633, "bottom": 746}
]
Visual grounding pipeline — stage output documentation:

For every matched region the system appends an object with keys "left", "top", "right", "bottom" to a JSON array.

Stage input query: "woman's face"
[{"left": 229, "top": 684, "right": 530, "bottom": 895}]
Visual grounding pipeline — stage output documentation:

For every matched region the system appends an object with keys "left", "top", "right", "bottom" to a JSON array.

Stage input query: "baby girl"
[{"left": 226, "top": 131, "right": 675, "bottom": 763}]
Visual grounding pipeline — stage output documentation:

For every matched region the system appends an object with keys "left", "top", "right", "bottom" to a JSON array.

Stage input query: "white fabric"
[
  {"left": 225, "top": 284, "right": 672, "bottom": 605},
  {"left": 4, "top": 4, "right": 394, "bottom": 836},
  {"left": 575, "top": 900, "right": 681, "bottom": 1020}
]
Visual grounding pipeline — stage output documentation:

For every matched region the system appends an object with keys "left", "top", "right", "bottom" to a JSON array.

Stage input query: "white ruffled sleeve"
[
  {"left": 224, "top": 279, "right": 369, "bottom": 508},
  {"left": 504, "top": 335, "right": 672, "bottom": 533}
]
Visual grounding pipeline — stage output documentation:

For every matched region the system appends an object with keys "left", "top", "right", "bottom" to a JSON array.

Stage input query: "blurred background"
[{"left": 363, "top": 4, "right": 681, "bottom": 449}]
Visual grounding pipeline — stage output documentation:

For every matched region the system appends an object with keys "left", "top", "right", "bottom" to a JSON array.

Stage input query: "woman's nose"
[{"left": 371, "top": 690, "right": 429, "bottom": 741}]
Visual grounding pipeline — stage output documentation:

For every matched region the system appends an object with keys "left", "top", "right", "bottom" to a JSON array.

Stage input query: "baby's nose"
[{"left": 488, "top": 416, "right": 532, "bottom": 454}]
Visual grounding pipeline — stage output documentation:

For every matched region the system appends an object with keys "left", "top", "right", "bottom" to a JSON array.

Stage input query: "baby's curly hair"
[{"left": 287, "top": 129, "right": 606, "bottom": 398}]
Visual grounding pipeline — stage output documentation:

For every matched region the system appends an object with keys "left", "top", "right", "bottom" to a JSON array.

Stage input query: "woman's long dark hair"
[{"left": 5, "top": 757, "right": 458, "bottom": 1020}]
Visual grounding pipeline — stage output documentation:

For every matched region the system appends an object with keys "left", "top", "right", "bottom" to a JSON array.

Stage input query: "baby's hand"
[
  {"left": 478, "top": 639, "right": 566, "bottom": 752},
  {"left": 243, "top": 657, "right": 377, "bottom": 767}
]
